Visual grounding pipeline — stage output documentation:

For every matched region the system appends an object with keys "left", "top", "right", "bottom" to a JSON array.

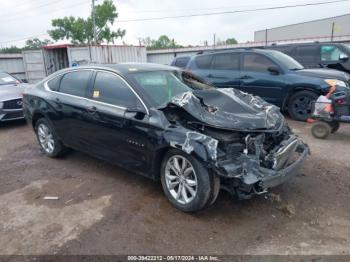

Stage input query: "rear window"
[
  {"left": 243, "top": 54, "right": 275, "bottom": 72},
  {"left": 296, "top": 46, "right": 320, "bottom": 58},
  {"left": 59, "top": 70, "right": 91, "bottom": 97},
  {"left": 195, "top": 55, "right": 213, "bottom": 69},
  {"left": 212, "top": 53, "right": 240, "bottom": 70},
  {"left": 174, "top": 57, "right": 190, "bottom": 68}
]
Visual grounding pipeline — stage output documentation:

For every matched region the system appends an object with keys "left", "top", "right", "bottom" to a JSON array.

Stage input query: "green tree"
[
  {"left": 141, "top": 35, "right": 182, "bottom": 50},
  {"left": 0, "top": 46, "right": 23, "bottom": 54},
  {"left": 225, "top": 38, "right": 238, "bottom": 45},
  {"left": 48, "top": 0, "right": 125, "bottom": 44},
  {"left": 24, "top": 38, "right": 53, "bottom": 49}
]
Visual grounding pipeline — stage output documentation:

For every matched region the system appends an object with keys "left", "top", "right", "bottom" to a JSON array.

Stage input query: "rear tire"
[
  {"left": 288, "top": 90, "right": 318, "bottom": 121},
  {"left": 311, "top": 121, "right": 331, "bottom": 139},
  {"left": 160, "top": 149, "right": 218, "bottom": 212},
  {"left": 35, "top": 118, "right": 66, "bottom": 157}
]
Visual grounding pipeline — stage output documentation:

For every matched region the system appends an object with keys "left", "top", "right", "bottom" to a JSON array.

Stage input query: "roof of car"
[
  {"left": 72, "top": 63, "right": 178, "bottom": 74},
  {"left": 195, "top": 48, "right": 277, "bottom": 56}
]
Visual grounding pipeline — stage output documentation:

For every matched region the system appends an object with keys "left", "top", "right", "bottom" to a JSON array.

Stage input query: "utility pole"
[
  {"left": 331, "top": 22, "right": 335, "bottom": 42},
  {"left": 213, "top": 34, "right": 216, "bottom": 49},
  {"left": 92, "top": 0, "right": 97, "bottom": 45}
]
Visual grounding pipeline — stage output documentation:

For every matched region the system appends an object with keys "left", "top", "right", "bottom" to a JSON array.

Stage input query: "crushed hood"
[{"left": 162, "top": 88, "right": 284, "bottom": 131}]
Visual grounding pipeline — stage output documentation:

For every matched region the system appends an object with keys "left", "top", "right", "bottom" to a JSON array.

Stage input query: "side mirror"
[
  {"left": 125, "top": 106, "right": 147, "bottom": 120},
  {"left": 268, "top": 66, "right": 280, "bottom": 75},
  {"left": 339, "top": 54, "right": 349, "bottom": 62}
]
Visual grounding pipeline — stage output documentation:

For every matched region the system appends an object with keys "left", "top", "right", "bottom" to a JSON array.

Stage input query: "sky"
[{"left": 0, "top": 0, "right": 350, "bottom": 47}]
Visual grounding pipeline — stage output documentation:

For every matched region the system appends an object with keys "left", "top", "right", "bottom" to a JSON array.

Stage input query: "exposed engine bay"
[{"left": 161, "top": 89, "right": 309, "bottom": 199}]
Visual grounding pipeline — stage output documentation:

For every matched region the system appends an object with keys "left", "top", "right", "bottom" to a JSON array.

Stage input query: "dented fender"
[{"left": 163, "top": 126, "right": 219, "bottom": 162}]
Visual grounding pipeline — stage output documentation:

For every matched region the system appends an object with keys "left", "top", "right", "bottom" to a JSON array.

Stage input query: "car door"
[
  {"left": 84, "top": 70, "right": 150, "bottom": 173},
  {"left": 204, "top": 52, "right": 241, "bottom": 88},
  {"left": 239, "top": 53, "right": 285, "bottom": 105},
  {"left": 47, "top": 69, "right": 93, "bottom": 151}
]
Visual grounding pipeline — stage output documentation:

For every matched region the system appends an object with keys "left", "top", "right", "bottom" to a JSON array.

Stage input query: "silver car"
[{"left": 0, "top": 71, "right": 28, "bottom": 122}]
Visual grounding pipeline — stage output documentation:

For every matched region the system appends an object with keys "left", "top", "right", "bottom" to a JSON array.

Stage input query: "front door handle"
[{"left": 87, "top": 106, "right": 97, "bottom": 113}]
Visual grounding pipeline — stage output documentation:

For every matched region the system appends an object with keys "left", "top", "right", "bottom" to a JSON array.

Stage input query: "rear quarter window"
[
  {"left": 194, "top": 55, "right": 213, "bottom": 69},
  {"left": 47, "top": 75, "right": 62, "bottom": 91}
]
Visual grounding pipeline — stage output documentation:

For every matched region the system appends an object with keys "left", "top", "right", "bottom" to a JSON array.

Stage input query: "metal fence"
[{"left": 0, "top": 53, "right": 25, "bottom": 80}]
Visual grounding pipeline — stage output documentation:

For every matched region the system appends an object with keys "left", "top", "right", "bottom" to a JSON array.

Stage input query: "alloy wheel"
[
  {"left": 37, "top": 123, "right": 55, "bottom": 154},
  {"left": 164, "top": 155, "right": 198, "bottom": 205}
]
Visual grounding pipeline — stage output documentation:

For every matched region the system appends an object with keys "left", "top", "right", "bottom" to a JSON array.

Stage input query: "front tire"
[
  {"left": 288, "top": 90, "right": 318, "bottom": 121},
  {"left": 160, "top": 149, "right": 218, "bottom": 212},
  {"left": 35, "top": 118, "right": 65, "bottom": 157}
]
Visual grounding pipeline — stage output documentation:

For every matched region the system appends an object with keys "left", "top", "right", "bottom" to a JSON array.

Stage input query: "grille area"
[
  {"left": 3, "top": 98, "right": 23, "bottom": 109},
  {"left": 2, "top": 111, "right": 23, "bottom": 120}
]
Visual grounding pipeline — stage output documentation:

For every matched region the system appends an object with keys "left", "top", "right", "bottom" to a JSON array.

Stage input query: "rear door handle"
[{"left": 240, "top": 75, "right": 252, "bottom": 80}]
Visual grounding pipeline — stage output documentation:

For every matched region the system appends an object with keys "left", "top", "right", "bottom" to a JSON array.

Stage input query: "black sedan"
[
  {"left": 23, "top": 63, "right": 309, "bottom": 212},
  {"left": 0, "top": 71, "right": 28, "bottom": 122}
]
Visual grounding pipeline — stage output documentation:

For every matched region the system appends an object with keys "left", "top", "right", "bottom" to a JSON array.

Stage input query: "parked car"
[
  {"left": 267, "top": 42, "right": 350, "bottom": 74},
  {"left": 170, "top": 56, "right": 191, "bottom": 69},
  {"left": 186, "top": 49, "right": 350, "bottom": 121},
  {"left": 23, "top": 63, "right": 309, "bottom": 212},
  {"left": 0, "top": 71, "right": 28, "bottom": 122}
]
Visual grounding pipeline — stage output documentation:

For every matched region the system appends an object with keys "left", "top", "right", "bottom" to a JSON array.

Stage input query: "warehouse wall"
[{"left": 255, "top": 13, "right": 350, "bottom": 43}]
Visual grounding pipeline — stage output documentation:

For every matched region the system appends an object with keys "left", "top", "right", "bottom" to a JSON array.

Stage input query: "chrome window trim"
[{"left": 44, "top": 68, "right": 149, "bottom": 115}]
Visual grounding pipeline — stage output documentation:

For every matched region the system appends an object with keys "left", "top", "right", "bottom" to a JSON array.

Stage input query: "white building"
[{"left": 254, "top": 13, "right": 350, "bottom": 44}]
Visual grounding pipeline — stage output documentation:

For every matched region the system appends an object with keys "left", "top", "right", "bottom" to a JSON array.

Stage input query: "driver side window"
[
  {"left": 321, "top": 45, "right": 347, "bottom": 62},
  {"left": 92, "top": 71, "right": 137, "bottom": 108}
]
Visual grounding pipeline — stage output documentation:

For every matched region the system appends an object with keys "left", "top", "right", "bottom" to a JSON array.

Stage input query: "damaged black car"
[{"left": 23, "top": 63, "right": 309, "bottom": 212}]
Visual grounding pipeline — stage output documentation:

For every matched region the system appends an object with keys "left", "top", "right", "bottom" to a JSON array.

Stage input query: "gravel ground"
[{"left": 0, "top": 119, "right": 349, "bottom": 255}]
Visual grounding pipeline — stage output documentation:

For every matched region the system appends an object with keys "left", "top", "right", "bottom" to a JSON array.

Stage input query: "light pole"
[{"left": 92, "top": 0, "right": 97, "bottom": 44}]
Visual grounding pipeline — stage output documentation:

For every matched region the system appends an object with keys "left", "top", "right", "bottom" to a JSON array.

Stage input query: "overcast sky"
[{"left": 1, "top": 0, "right": 350, "bottom": 47}]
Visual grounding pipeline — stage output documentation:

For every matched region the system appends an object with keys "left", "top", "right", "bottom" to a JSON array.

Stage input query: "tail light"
[{"left": 335, "top": 98, "right": 346, "bottom": 104}]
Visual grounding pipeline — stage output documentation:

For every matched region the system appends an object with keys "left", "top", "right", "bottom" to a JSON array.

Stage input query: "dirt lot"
[{"left": 0, "top": 119, "right": 349, "bottom": 255}]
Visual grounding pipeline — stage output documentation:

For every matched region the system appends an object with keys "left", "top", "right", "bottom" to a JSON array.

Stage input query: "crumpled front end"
[
  {"left": 213, "top": 126, "right": 309, "bottom": 199},
  {"left": 160, "top": 88, "right": 309, "bottom": 199}
]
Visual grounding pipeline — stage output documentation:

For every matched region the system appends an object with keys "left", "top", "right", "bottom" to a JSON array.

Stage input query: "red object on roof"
[{"left": 42, "top": 44, "right": 71, "bottom": 50}]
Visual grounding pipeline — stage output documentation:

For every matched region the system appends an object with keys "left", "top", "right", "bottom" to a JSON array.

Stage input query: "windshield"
[
  {"left": 268, "top": 51, "right": 304, "bottom": 70},
  {"left": 0, "top": 72, "right": 19, "bottom": 86},
  {"left": 130, "top": 71, "right": 192, "bottom": 106}
]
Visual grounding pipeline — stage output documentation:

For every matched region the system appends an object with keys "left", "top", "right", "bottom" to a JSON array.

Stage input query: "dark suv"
[
  {"left": 267, "top": 43, "right": 350, "bottom": 74},
  {"left": 186, "top": 49, "right": 350, "bottom": 121}
]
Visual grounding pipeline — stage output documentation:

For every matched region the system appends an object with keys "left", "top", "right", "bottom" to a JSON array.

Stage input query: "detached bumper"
[
  {"left": 258, "top": 143, "right": 309, "bottom": 188},
  {"left": 215, "top": 138, "right": 309, "bottom": 197}
]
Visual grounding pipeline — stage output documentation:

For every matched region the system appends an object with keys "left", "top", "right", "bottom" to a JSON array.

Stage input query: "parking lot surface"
[{"left": 0, "top": 119, "right": 349, "bottom": 255}]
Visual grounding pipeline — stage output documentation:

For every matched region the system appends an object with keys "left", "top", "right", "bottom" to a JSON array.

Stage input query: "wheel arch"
[
  {"left": 152, "top": 142, "right": 214, "bottom": 181},
  {"left": 281, "top": 86, "right": 321, "bottom": 111},
  {"left": 31, "top": 112, "right": 46, "bottom": 129}
]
